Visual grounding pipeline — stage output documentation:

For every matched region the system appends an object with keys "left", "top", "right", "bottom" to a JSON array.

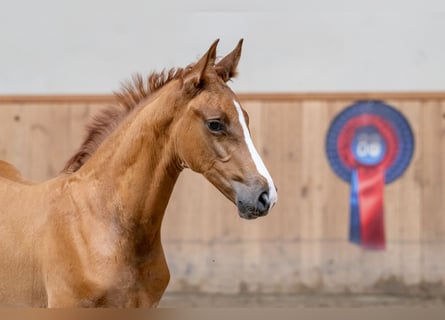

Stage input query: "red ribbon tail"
[{"left": 357, "top": 166, "right": 386, "bottom": 250}]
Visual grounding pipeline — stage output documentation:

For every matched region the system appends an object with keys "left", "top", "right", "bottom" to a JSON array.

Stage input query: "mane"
[{"left": 62, "top": 67, "right": 189, "bottom": 173}]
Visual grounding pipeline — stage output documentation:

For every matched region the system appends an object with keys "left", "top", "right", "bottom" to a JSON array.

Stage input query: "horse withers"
[{"left": 0, "top": 39, "right": 277, "bottom": 307}]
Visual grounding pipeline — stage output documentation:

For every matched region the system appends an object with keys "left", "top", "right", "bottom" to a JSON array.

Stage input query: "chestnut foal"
[{"left": 0, "top": 40, "right": 277, "bottom": 307}]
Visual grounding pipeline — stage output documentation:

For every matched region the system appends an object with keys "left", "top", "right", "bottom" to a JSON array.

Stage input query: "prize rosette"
[{"left": 325, "top": 101, "right": 414, "bottom": 249}]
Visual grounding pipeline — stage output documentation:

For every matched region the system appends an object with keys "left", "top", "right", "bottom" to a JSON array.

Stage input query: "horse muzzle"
[{"left": 235, "top": 183, "right": 274, "bottom": 220}]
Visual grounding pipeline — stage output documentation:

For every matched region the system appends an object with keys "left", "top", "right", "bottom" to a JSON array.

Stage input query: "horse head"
[{"left": 174, "top": 39, "right": 278, "bottom": 219}]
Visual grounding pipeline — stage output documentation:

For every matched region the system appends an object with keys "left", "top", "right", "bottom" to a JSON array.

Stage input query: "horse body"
[
  {"left": 0, "top": 174, "right": 47, "bottom": 306},
  {"left": 0, "top": 40, "right": 277, "bottom": 307},
  {"left": 0, "top": 80, "right": 183, "bottom": 307},
  {"left": 0, "top": 89, "right": 182, "bottom": 307},
  {"left": 0, "top": 173, "right": 170, "bottom": 307}
]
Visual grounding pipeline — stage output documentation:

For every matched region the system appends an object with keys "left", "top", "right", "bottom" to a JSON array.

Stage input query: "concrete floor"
[{"left": 159, "top": 292, "right": 445, "bottom": 308}]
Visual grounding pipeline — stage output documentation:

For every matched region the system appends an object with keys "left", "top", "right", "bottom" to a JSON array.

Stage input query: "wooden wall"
[{"left": 0, "top": 94, "right": 444, "bottom": 296}]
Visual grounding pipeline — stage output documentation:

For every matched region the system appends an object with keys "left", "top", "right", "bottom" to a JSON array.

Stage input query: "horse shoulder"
[{"left": 0, "top": 160, "right": 34, "bottom": 185}]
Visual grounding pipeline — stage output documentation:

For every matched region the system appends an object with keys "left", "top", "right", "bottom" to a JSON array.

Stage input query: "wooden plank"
[
  {"left": 419, "top": 100, "right": 444, "bottom": 286},
  {"left": 2, "top": 92, "right": 445, "bottom": 104},
  {"left": 321, "top": 100, "right": 358, "bottom": 291},
  {"left": 261, "top": 101, "right": 303, "bottom": 241},
  {"left": 297, "top": 100, "right": 330, "bottom": 288},
  {"left": 420, "top": 100, "right": 443, "bottom": 242},
  {"left": 0, "top": 104, "right": 29, "bottom": 175},
  {"left": 394, "top": 100, "right": 423, "bottom": 286},
  {"left": 0, "top": 95, "right": 115, "bottom": 104},
  {"left": 324, "top": 100, "right": 353, "bottom": 241}
]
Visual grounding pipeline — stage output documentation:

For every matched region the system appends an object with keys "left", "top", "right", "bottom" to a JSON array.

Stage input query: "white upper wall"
[{"left": 1, "top": 0, "right": 444, "bottom": 94}]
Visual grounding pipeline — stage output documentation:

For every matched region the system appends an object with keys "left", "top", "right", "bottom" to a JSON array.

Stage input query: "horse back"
[{"left": 0, "top": 160, "right": 34, "bottom": 185}]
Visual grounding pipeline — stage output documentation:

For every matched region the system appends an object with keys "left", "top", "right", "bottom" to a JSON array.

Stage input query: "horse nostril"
[{"left": 258, "top": 191, "right": 270, "bottom": 212}]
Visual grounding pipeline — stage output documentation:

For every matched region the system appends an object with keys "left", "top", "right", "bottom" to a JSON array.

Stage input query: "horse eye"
[{"left": 207, "top": 120, "right": 225, "bottom": 132}]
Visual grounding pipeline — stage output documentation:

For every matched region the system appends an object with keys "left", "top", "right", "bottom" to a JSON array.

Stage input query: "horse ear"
[
  {"left": 186, "top": 39, "right": 219, "bottom": 88},
  {"left": 215, "top": 39, "right": 243, "bottom": 82}
]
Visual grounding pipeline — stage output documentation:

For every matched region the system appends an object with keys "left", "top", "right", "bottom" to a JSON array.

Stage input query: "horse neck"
[{"left": 77, "top": 88, "right": 183, "bottom": 234}]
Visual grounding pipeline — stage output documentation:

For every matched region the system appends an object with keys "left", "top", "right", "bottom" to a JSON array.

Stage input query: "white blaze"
[{"left": 233, "top": 100, "right": 278, "bottom": 207}]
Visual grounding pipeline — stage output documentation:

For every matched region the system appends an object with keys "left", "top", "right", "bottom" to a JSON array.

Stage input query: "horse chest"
[
  {"left": 90, "top": 257, "right": 169, "bottom": 307},
  {"left": 44, "top": 235, "right": 170, "bottom": 307}
]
